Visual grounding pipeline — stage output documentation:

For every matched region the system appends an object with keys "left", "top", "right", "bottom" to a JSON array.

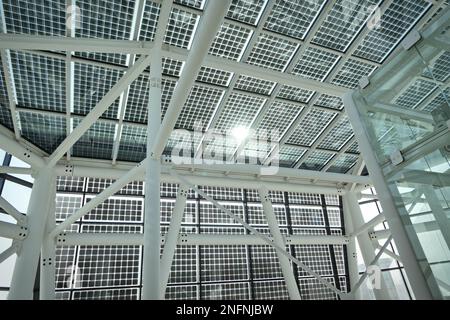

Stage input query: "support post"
[
  {"left": 40, "top": 177, "right": 56, "bottom": 300},
  {"left": 142, "top": 50, "right": 162, "bottom": 300},
  {"left": 346, "top": 192, "right": 391, "bottom": 300},
  {"left": 345, "top": 91, "right": 437, "bottom": 299},
  {"left": 342, "top": 195, "right": 360, "bottom": 299},
  {"left": 8, "top": 167, "right": 55, "bottom": 299},
  {"left": 160, "top": 184, "right": 188, "bottom": 297},
  {"left": 258, "top": 187, "right": 301, "bottom": 300}
]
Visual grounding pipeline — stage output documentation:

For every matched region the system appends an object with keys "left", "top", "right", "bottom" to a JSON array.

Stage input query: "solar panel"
[
  {"left": 234, "top": 75, "right": 276, "bottom": 96},
  {"left": 331, "top": 58, "right": 377, "bottom": 89},
  {"left": 72, "top": 120, "right": 115, "bottom": 159},
  {"left": 291, "top": 47, "right": 340, "bottom": 81},
  {"left": 327, "top": 153, "right": 359, "bottom": 173},
  {"left": 264, "top": 0, "right": 326, "bottom": 40},
  {"left": 209, "top": 22, "right": 253, "bottom": 61},
  {"left": 299, "top": 150, "right": 334, "bottom": 171},
  {"left": 227, "top": 0, "right": 267, "bottom": 26},
  {"left": 277, "top": 85, "right": 315, "bottom": 103},
  {"left": 164, "top": 7, "right": 199, "bottom": 49},
  {"left": 318, "top": 116, "right": 354, "bottom": 151},
  {"left": 287, "top": 109, "right": 336, "bottom": 146}
]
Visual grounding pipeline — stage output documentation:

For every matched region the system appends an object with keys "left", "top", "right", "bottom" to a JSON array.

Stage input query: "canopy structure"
[{"left": 0, "top": 0, "right": 448, "bottom": 300}]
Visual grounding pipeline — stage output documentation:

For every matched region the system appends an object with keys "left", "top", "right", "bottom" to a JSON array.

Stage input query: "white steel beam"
[
  {"left": 0, "top": 166, "right": 32, "bottom": 175},
  {"left": 150, "top": 0, "right": 233, "bottom": 158},
  {"left": 141, "top": 0, "right": 173, "bottom": 300},
  {"left": 345, "top": 192, "right": 391, "bottom": 300},
  {"left": 0, "top": 244, "right": 16, "bottom": 264},
  {"left": 259, "top": 186, "right": 301, "bottom": 300},
  {"left": 345, "top": 91, "right": 437, "bottom": 299},
  {"left": 160, "top": 184, "right": 188, "bottom": 297},
  {"left": 0, "top": 196, "right": 26, "bottom": 224},
  {"left": 39, "top": 176, "right": 56, "bottom": 300},
  {"left": 342, "top": 195, "right": 360, "bottom": 299},
  {"left": 0, "top": 220, "right": 26, "bottom": 240},
  {"left": 351, "top": 212, "right": 386, "bottom": 237},
  {"left": 8, "top": 167, "right": 55, "bottom": 300},
  {"left": 112, "top": 0, "right": 146, "bottom": 164},
  {"left": 46, "top": 53, "right": 153, "bottom": 168},
  {"left": 0, "top": 50, "right": 20, "bottom": 140},
  {"left": 56, "top": 233, "right": 349, "bottom": 247}
]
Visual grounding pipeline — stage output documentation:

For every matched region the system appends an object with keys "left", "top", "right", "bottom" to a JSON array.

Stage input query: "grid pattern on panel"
[
  {"left": 253, "top": 280, "right": 289, "bottom": 300},
  {"left": 196, "top": 66, "right": 233, "bottom": 87},
  {"left": 214, "top": 92, "right": 265, "bottom": 131},
  {"left": 72, "top": 120, "right": 115, "bottom": 160},
  {"left": 56, "top": 176, "right": 85, "bottom": 192},
  {"left": 76, "top": 245, "right": 141, "bottom": 288},
  {"left": 354, "top": 0, "right": 430, "bottom": 62},
  {"left": 56, "top": 194, "right": 83, "bottom": 221},
  {"left": 124, "top": 74, "right": 149, "bottom": 123},
  {"left": 117, "top": 125, "right": 146, "bottom": 162},
  {"left": 287, "top": 193, "right": 322, "bottom": 205},
  {"left": 164, "top": 129, "right": 195, "bottom": 157},
  {"left": 75, "top": 0, "right": 134, "bottom": 40},
  {"left": 162, "top": 58, "right": 184, "bottom": 77},
  {"left": 312, "top": 0, "right": 381, "bottom": 52},
  {"left": 75, "top": 52, "right": 127, "bottom": 66},
  {"left": 161, "top": 182, "right": 196, "bottom": 199},
  {"left": 395, "top": 79, "right": 437, "bottom": 109},
  {"left": 139, "top": 1, "right": 160, "bottom": 41},
  {"left": 18, "top": 112, "right": 65, "bottom": 153},
  {"left": 256, "top": 101, "right": 302, "bottom": 137},
  {"left": 168, "top": 246, "right": 197, "bottom": 284},
  {"left": 55, "top": 291, "right": 71, "bottom": 300},
  {"left": 199, "top": 186, "right": 243, "bottom": 201},
  {"left": 278, "top": 146, "right": 306, "bottom": 167},
  {"left": 246, "top": 33, "right": 298, "bottom": 72},
  {"left": 289, "top": 206, "right": 325, "bottom": 227},
  {"left": 201, "top": 282, "right": 250, "bottom": 300},
  {"left": 277, "top": 85, "right": 315, "bottom": 103},
  {"left": 423, "top": 87, "right": 450, "bottom": 113},
  {"left": 72, "top": 288, "right": 140, "bottom": 300},
  {"left": 327, "top": 153, "right": 359, "bottom": 173},
  {"left": 176, "top": 85, "right": 224, "bottom": 131},
  {"left": 251, "top": 245, "right": 283, "bottom": 280},
  {"left": 55, "top": 245, "right": 78, "bottom": 290},
  {"left": 246, "top": 204, "right": 286, "bottom": 226},
  {"left": 201, "top": 245, "right": 248, "bottom": 282},
  {"left": 318, "top": 117, "right": 354, "bottom": 151},
  {"left": 3, "top": 0, "right": 66, "bottom": 36},
  {"left": 11, "top": 51, "right": 65, "bottom": 112},
  {"left": 287, "top": 109, "right": 336, "bottom": 146},
  {"left": 200, "top": 201, "right": 244, "bottom": 225},
  {"left": 325, "top": 195, "right": 340, "bottom": 207},
  {"left": 292, "top": 47, "right": 340, "bottom": 81},
  {"left": 199, "top": 226, "right": 245, "bottom": 235},
  {"left": 327, "top": 207, "right": 342, "bottom": 228},
  {"left": 234, "top": 75, "right": 276, "bottom": 96},
  {"left": 0, "top": 59, "right": 13, "bottom": 128},
  {"left": 264, "top": 0, "right": 326, "bottom": 40},
  {"left": 209, "top": 22, "right": 253, "bottom": 61},
  {"left": 227, "top": 0, "right": 267, "bottom": 25},
  {"left": 165, "top": 285, "right": 198, "bottom": 300},
  {"left": 331, "top": 58, "right": 377, "bottom": 89},
  {"left": 85, "top": 178, "right": 143, "bottom": 195},
  {"left": 73, "top": 63, "right": 122, "bottom": 119},
  {"left": 314, "top": 94, "right": 344, "bottom": 110},
  {"left": 298, "top": 277, "right": 337, "bottom": 300},
  {"left": 333, "top": 245, "right": 347, "bottom": 275},
  {"left": 299, "top": 150, "right": 334, "bottom": 171},
  {"left": 243, "top": 139, "right": 271, "bottom": 162},
  {"left": 423, "top": 51, "right": 450, "bottom": 82},
  {"left": 160, "top": 199, "right": 197, "bottom": 224},
  {"left": 164, "top": 7, "right": 199, "bottom": 49},
  {"left": 293, "top": 243, "right": 334, "bottom": 277},
  {"left": 81, "top": 224, "right": 142, "bottom": 234},
  {"left": 347, "top": 140, "right": 360, "bottom": 154},
  {"left": 175, "top": 0, "right": 205, "bottom": 9},
  {"left": 84, "top": 196, "right": 143, "bottom": 223}
]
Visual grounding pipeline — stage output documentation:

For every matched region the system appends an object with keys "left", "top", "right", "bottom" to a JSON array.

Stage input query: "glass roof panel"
[
  {"left": 298, "top": 150, "right": 334, "bottom": 171},
  {"left": 318, "top": 116, "right": 354, "bottom": 151},
  {"left": 331, "top": 58, "right": 377, "bottom": 89},
  {"left": 164, "top": 7, "right": 199, "bottom": 49},
  {"left": 72, "top": 119, "right": 115, "bottom": 160},
  {"left": 264, "top": 0, "right": 326, "bottom": 40},
  {"left": 227, "top": 0, "right": 267, "bottom": 26},
  {"left": 117, "top": 125, "right": 146, "bottom": 163},
  {"left": 326, "top": 153, "right": 359, "bottom": 173},
  {"left": 287, "top": 109, "right": 336, "bottom": 146},
  {"left": 291, "top": 47, "right": 340, "bottom": 81},
  {"left": 196, "top": 66, "right": 233, "bottom": 87},
  {"left": 209, "top": 22, "right": 253, "bottom": 61},
  {"left": 234, "top": 75, "right": 276, "bottom": 95},
  {"left": 255, "top": 101, "right": 303, "bottom": 138},
  {"left": 277, "top": 85, "right": 315, "bottom": 103}
]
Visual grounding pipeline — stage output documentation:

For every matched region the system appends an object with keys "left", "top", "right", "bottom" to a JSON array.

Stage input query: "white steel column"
[
  {"left": 8, "top": 167, "right": 55, "bottom": 300},
  {"left": 346, "top": 192, "right": 391, "bottom": 300},
  {"left": 160, "top": 184, "right": 188, "bottom": 297},
  {"left": 142, "top": 49, "right": 162, "bottom": 300},
  {"left": 258, "top": 187, "right": 301, "bottom": 300},
  {"left": 342, "top": 195, "right": 360, "bottom": 299},
  {"left": 40, "top": 177, "right": 57, "bottom": 300},
  {"left": 345, "top": 92, "right": 436, "bottom": 299}
]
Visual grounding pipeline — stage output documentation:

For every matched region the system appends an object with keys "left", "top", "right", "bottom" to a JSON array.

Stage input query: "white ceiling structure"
[{"left": 0, "top": 0, "right": 447, "bottom": 175}]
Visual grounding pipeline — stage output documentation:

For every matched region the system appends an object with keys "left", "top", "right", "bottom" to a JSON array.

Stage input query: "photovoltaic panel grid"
[
  {"left": 0, "top": 0, "right": 439, "bottom": 175},
  {"left": 53, "top": 177, "right": 349, "bottom": 300}
]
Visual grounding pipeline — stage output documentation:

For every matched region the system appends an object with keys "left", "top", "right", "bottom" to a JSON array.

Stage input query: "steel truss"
[{"left": 0, "top": 0, "right": 433, "bottom": 301}]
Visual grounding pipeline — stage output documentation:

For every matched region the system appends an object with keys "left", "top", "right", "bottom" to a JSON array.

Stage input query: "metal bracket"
[
  {"left": 56, "top": 232, "right": 67, "bottom": 245},
  {"left": 390, "top": 149, "right": 404, "bottom": 166},
  {"left": 359, "top": 76, "right": 370, "bottom": 89},
  {"left": 401, "top": 30, "right": 421, "bottom": 50}
]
